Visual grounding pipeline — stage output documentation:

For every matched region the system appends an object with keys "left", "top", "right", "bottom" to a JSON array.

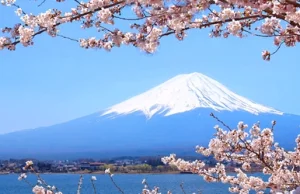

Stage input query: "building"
[{"left": 80, "top": 162, "right": 105, "bottom": 170}]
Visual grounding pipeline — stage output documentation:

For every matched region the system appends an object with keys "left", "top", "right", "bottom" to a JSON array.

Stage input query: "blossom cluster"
[
  {"left": 0, "top": 0, "right": 300, "bottom": 58},
  {"left": 18, "top": 161, "right": 63, "bottom": 194},
  {"left": 141, "top": 178, "right": 173, "bottom": 194},
  {"left": 32, "top": 185, "right": 62, "bottom": 194},
  {"left": 162, "top": 120, "right": 300, "bottom": 193},
  {"left": 0, "top": 0, "right": 16, "bottom": 6}
]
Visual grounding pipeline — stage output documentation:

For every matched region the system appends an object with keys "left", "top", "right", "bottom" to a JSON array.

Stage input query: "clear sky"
[{"left": 0, "top": 2, "right": 299, "bottom": 133}]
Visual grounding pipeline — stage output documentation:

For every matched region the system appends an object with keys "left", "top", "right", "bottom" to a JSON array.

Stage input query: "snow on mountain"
[
  {"left": 1, "top": 72, "right": 299, "bottom": 159},
  {"left": 102, "top": 72, "right": 283, "bottom": 118}
]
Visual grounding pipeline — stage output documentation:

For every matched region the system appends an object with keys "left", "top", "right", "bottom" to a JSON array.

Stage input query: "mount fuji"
[{"left": 0, "top": 72, "right": 299, "bottom": 159}]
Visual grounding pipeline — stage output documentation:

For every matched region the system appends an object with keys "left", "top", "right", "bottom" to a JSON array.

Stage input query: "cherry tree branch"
[
  {"left": 180, "top": 182, "right": 187, "bottom": 194},
  {"left": 57, "top": 34, "right": 78, "bottom": 42},
  {"left": 109, "top": 175, "right": 124, "bottom": 194},
  {"left": 160, "top": 14, "right": 269, "bottom": 38},
  {"left": 38, "top": 0, "right": 47, "bottom": 7}
]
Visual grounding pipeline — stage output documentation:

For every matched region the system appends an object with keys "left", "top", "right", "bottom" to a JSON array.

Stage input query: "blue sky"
[{"left": 0, "top": 2, "right": 299, "bottom": 133}]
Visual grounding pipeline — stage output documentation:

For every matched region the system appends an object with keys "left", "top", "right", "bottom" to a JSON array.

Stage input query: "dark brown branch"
[
  {"left": 22, "top": 178, "right": 34, "bottom": 188},
  {"left": 180, "top": 182, "right": 187, "bottom": 194},
  {"left": 113, "top": 15, "right": 148, "bottom": 20},
  {"left": 210, "top": 113, "right": 232, "bottom": 131},
  {"left": 12, "top": 3, "right": 26, "bottom": 15},
  {"left": 2, "top": 0, "right": 300, "bottom": 52},
  {"left": 160, "top": 14, "right": 269, "bottom": 39},
  {"left": 264, "top": 8, "right": 300, "bottom": 28},
  {"left": 74, "top": 0, "right": 87, "bottom": 8},
  {"left": 242, "top": 28, "right": 275, "bottom": 37},
  {"left": 210, "top": 114, "right": 274, "bottom": 171},
  {"left": 99, "top": 26, "right": 114, "bottom": 33},
  {"left": 217, "top": 0, "right": 300, "bottom": 27},
  {"left": 208, "top": 7, "right": 219, "bottom": 18},
  {"left": 3, "top": 0, "right": 125, "bottom": 47},
  {"left": 108, "top": 174, "right": 124, "bottom": 194},
  {"left": 285, "top": 0, "right": 300, "bottom": 8},
  {"left": 38, "top": 0, "right": 47, "bottom": 7},
  {"left": 271, "top": 42, "right": 284, "bottom": 55},
  {"left": 59, "top": 0, "right": 125, "bottom": 20},
  {"left": 57, "top": 34, "right": 78, "bottom": 42}
]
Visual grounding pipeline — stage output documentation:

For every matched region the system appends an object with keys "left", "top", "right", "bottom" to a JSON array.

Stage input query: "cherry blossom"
[
  {"left": 162, "top": 114, "right": 300, "bottom": 193},
  {"left": 0, "top": 0, "right": 300, "bottom": 59}
]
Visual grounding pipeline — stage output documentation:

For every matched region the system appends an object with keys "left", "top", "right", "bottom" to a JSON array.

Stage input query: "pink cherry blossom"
[
  {"left": 0, "top": 0, "right": 300, "bottom": 59},
  {"left": 162, "top": 119, "right": 300, "bottom": 193}
]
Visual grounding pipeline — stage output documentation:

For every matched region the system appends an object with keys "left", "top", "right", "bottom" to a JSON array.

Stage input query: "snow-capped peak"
[{"left": 102, "top": 72, "right": 283, "bottom": 118}]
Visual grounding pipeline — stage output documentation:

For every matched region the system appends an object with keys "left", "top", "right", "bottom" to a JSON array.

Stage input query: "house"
[
  {"left": 114, "top": 159, "right": 134, "bottom": 166},
  {"left": 134, "top": 161, "right": 143, "bottom": 165},
  {"left": 79, "top": 162, "right": 105, "bottom": 170},
  {"left": 89, "top": 162, "right": 105, "bottom": 170},
  {"left": 79, "top": 162, "right": 91, "bottom": 170}
]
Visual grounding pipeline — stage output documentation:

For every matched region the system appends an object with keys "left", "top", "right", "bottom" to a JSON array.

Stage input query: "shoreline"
[
  {"left": 0, "top": 170, "right": 262, "bottom": 176},
  {"left": 0, "top": 171, "right": 182, "bottom": 175}
]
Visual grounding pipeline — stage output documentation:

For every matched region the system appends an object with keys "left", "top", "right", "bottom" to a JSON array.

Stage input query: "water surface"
[{"left": 0, "top": 173, "right": 263, "bottom": 194}]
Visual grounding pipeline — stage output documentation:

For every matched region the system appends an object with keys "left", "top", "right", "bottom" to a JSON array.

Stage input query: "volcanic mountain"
[
  {"left": 0, "top": 72, "right": 299, "bottom": 159},
  {"left": 102, "top": 72, "right": 282, "bottom": 117}
]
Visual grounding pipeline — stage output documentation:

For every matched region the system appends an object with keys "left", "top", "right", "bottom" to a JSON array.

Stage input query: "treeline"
[{"left": 96, "top": 164, "right": 179, "bottom": 173}]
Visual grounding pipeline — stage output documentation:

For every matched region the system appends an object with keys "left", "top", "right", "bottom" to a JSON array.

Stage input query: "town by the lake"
[{"left": 0, "top": 156, "right": 262, "bottom": 175}]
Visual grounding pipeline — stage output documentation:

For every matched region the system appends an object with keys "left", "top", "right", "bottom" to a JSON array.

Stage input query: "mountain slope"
[
  {"left": 0, "top": 72, "right": 298, "bottom": 159},
  {"left": 102, "top": 72, "right": 282, "bottom": 118}
]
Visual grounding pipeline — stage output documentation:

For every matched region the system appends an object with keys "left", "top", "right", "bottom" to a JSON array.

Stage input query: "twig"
[
  {"left": 160, "top": 14, "right": 268, "bottom": 39},
  {"left": 29, "top": 166, "right": 62, "bottom": 193},
  {"left": 271, "top": 120, "right": 276, "bottom": 132},
  {"left": 74, "top": 0, "right": 88, "bottom": 8},
  {"left": 144, "top": 181, "right": 151, "bottom": 190},
  {"left": 38, "top": 0, "right": 46, "bottom": 7},
  {"left": 208, "top": 7, "right": 219, "bottom": 18},
  {"left": 210, "top": 113, "right": 232, "bottom": 131},
  {"left": 99, "top": 26, "right": 114, "bottom": 33},
  {"left": 12, "top": 3, "right": 27, "bottom": 14},
  {"left": 23, "top": 178, "right": 34, "bottom": 188},
  {"left": 210, "top": 113, "right": 274, "bottom": 171},
  {"left": 30, "top": 167, "right": 48, "bottom": 187},
  {"left": 57, "top": 34, "right": 78, "bottom": 42},
  {"left": 113, "top": 14, "right": 149, "bottom": 21},
  {"left": 91, "top": 179, "right": 97, "bottom": 194},
  {"left": 77, "top": 175, "right": 83, "bottom": 194},
  {"left": 271, "top": 42, "right": 284, "bottom": 55},
  {"left": 180, "top": 182, "right": 186, "bottom": 194},
  {"left": 242, "top": 28, "right": 275, "bottom": 37},
  {"left": 108, "top": 174, "right": 124, "bottom": 194}
]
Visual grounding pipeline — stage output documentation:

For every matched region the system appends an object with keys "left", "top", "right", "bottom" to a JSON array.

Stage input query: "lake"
[{"left": 0, "top": 173, "right": 263, "bottom": 194}]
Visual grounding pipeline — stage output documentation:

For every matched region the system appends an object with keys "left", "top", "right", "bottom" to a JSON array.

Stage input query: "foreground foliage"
[
  {"left": 163, "top": 114, "right": 300, "bottom": 193},
  {"left": 1, "top": 0, "right": 300, "bottom": 59}
]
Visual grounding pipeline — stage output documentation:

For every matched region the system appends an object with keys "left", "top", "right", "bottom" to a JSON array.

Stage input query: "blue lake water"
[{"left": 0, "top": 173, "right": 264, "bottom": 194}]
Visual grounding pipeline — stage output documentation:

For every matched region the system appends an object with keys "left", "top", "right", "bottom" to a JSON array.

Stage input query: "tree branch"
[
  {"left": 57, "top": 34, "right": 78, "bottom": 42},
  {"left": 180, "top": 182, "right": 187, "bottom": 194},
  {"left": 271, "top": 42, "right": 284, "bottom": 56},
  {"left": 38, "top": 0, "right": 47, "bottom": 7},
  {"left": 160, "top": 14, "right": 268, "bottom": 39}
]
